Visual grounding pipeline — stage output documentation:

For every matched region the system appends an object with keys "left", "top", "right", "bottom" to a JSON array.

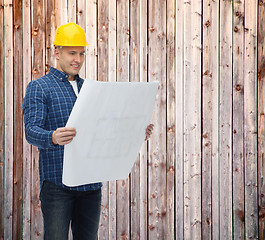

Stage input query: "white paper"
[{"left": 63, "top": 79, "right": 159, "bottom": 186}]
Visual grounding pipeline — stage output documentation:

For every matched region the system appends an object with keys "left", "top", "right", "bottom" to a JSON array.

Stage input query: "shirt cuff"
[{"left": 47, "top": 131, "right": 58, "bottom": 148}]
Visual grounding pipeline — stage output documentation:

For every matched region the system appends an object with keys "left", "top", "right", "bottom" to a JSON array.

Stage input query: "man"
[{"left": 22, "top": 22, "right": 153, "bottom": 240}]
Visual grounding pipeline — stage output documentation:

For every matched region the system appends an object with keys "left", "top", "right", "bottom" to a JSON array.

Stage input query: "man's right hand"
[{"left": 52, "top": 127, "right": 77, "bottom": 145}]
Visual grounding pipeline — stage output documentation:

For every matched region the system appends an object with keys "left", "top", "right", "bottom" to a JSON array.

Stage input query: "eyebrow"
[{"left": 68, "top": 50, "right": 86, "bottom": 54}]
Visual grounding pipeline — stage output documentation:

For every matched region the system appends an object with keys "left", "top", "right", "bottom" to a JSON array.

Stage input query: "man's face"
[{"left": 55, "top": 46, "right": 85, "bottom": 79}]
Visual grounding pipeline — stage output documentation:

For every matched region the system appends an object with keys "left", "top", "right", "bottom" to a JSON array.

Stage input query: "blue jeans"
[{"left": 40, "top": 181, "right": 102, "bottom": 240}]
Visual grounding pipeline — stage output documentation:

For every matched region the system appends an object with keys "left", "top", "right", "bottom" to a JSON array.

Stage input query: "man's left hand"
[{"left": 145, "top": 124, "right": 154, "bottom": 141}]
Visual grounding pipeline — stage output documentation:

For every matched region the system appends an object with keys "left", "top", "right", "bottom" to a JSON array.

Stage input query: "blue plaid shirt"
[{"left": 22, "top": 67, "right": 102, "bottom": 191}]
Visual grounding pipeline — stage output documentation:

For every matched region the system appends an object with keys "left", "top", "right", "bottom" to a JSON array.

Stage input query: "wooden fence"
[{"left": 0, "top": 0, "right": 265, "bottom": 239}]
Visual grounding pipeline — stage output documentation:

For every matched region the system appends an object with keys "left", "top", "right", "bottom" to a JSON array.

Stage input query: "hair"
[{"left": 54, "top": 45, "right": 63, "bottom": 49}]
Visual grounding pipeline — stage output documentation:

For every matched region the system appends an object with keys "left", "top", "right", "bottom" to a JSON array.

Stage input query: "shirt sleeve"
[{"left": 22, "top": 80, "right": 57, "bottom": 149}]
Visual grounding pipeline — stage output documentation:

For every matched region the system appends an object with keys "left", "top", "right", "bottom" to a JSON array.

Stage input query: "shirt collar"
[{"left": 49, "top": 67, "right": 82, "bottom": 83}]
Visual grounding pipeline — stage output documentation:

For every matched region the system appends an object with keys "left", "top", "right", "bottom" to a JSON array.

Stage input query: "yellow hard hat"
[{"left": 53, "top": 22, "right": 88, "bottom": 46}]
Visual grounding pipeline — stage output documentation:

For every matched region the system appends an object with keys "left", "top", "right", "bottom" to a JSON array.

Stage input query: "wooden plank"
[
  {"left": 258, "top": 0, "right": 265, "bottom": 238},
  {"left": 166, "top": 0, "right": 175, "bottom": 239},
  {"left": 98, "top": 0, "right": 109, "bottom": 82},
  {"left": 47, "top": 0, "right": 67, "bottom": 71},
  {"left": 98, "top": 180, "right": 109, "bottom": 240},
  {"left": 0, "top": 1, "right": 4, "bottom": 239},
  {"left": 183, "top": 0, "right": 202, "bottom": 239},
  {"left": 183, "top": 0, "right": 193, "bottom": 238},
  {"left": 96, "top": 1, "right": 110, "bottom": 239},
  {"left": 139, "top": 0, "right": 148, "bottom": 239},
  {"left": 68, "top": 0, "right": 76, "bottom": 23},
  {"left": 77, "top": 0, "right": 86, "bottom": 78},
  {"left": 54, "top": 0, "right": 68, "bottom": 40},
  {"left": 219, "top": 0, "right": 233, "bottom": 239},
  {"left": 116, "top": 0, "right": 130, "bottom": 239},
  {"left": 207, "top": 1, "right": 219, "bottom": 239},
  {"left": 85, "top": 0, "right": 97, "bottom": 80},
  {"left": 175, "top": 0, "right": 184, "bottom": 238},
  {"left": 108, "top": 1, "right": 117, "bottom": 239},
  {"left": 202, "top": 0, "right": 219, "bottom": 239},
  {"left": 46, "top": 0, "right": 56, "bottom": 73},
  {"left": 22, "top": 0, "right": 32, "bottom": 238},
  {"left": 13, "top": 0, "right": 23, "bottom": 239},
  {"left": 32, "top": 0, "right": 45, "bottom": 238},
  {"left": 4, "top": 1, "right": 14, "bottom": 239},
  {"left": 232, "top": 0, "right": 245, "bottom": 239},
  {"left": 148, "top": 0, "right": 167, "bottom": 238},
  {"left": 55, "top": 0, "right": 68, "bottom": 25},
  {"left": 130, "top": 0, "right": 141, "bottom": 238},
  {"left": 244, "top": 1, "right": 258, "bottom": 239}
]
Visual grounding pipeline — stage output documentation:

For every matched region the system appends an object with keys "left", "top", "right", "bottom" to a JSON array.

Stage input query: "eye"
[{"left": 80, "top": 52, "right": 85, "bottom": 56}]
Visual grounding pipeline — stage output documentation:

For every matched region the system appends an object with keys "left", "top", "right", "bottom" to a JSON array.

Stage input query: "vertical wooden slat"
[
  {"left": 148, "top": 0, "right": 167, "bottom": 239},
  {"left": 202, "top": 0, "right": 219, "bottom": 239},
  {"left": 116, "top": 0, "right": 130, "bottom": 239},
  {"left": 258, "top": 0, "right": 265, "bottom": 238},
  {"left": 77, "top": 0, "right": 86, "bottom": 78},
  {"left": 97, "top": 0, "right": 110, "bottom": 239},
  {"left": 55, "top": 0, "right": 68, "bottom": 25},
  {"left": 209, "top": 2, "right": 220, "bottom": 239},
  {"left": 166, "top": 0, "right": 175, "bottom": 239},
  {"left": 98, "top": 0, "right": 109, "bottom": 83},
  {"left": 244, "top": 1, "right": 258, "bottom": 239},
  {"left": 219, "top": 0, "right": 233, "bottom": 239},
  {"left": 13, "top": 0, "right": 23, "bottom": 239},
  {"left": 232, "top": 0, "right": 245, "bottom": 239},
  {"left": 22, "top": 0, "right": 32, "bottom": 238},
  {"left": 183, "top": 1, "right": 192, "bottom": 238},
  {"left": 108, "top": 1, "right": 117, "bottom": 239},
  {"left": 139, "top": 0, "right": 148, "bottom": 238},
  {"left": 4, "top": 1, "right": 14, "bottom": 239},
  {"left": 46, "top": 0, "right": 56, "bottom": 73},
  {"left": 108, "top": 0, "right": 117, "bottom": 239},
  {"left": 183, "top": 0, "right": 202, "bottom": 239},
  {"left": 68, "top": 0, "right": 76, "bottom": 23},
  {"left": 130, "top": 0, "right": 141, "bottom": 238},
  {"left": 32, "top": 0, "right": 45, "bottom": 237},
  {"left": 175, "top": 0, "right": 184, "bottom": 238},
  {"left": 86, "top": 0, "right": 97, "bottom": 80},
  {"left": 0, "top": 0, "right": 4, "bottom": 239}
]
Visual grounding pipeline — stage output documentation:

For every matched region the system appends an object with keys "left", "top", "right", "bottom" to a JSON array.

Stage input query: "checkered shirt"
[{"left": 22, "top": 67, "right": 102, "bottom": 191}]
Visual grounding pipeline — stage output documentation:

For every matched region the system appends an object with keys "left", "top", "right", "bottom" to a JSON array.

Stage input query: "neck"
[{"left": 68, "top": 75, "right": 75, "bottom": 81}]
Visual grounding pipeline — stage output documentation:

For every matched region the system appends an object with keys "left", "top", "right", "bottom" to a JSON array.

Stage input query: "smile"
[{"left": 71, "top": 64, "right": 80, "bottom": 68}]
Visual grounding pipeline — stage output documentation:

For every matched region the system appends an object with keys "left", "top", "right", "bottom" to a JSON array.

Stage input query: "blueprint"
[{"left": 63, "top": 79, "right": 159, "bottom": 186}]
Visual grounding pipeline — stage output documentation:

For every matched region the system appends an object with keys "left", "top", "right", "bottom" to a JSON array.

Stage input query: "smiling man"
[
  {"left": 23, "top": 23, "right": 103, "bottom": 240},
  {"left": 22, "top": 22, "right": 154, "bottom": 240}
]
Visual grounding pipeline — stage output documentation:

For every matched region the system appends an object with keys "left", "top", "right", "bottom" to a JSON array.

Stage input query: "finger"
[
  {"left": 60, "top": 138, "right": 74, "bottom": 145},
  {"left": 145, "top": 132, "right": 151, "bottom": 139},
  {"left": 59, "top": 134, "right": 75, "bottom": 142},
  {"left": 57, "top": 136, "right": 75, "bottom": 145},
  {"left": 146, "top": 124, "right": 154, "bottom": 130},
  {"left": 58, "top": 132, "right": 76, "bottom": 138},
  {"left": 57, "top": 129, "right": 77, "bottom": 136},
  {"left": 145, "top": 129, "right": 152, "bottom": 135},
  {"left": 56, "top": 127, "right": 76, "bottom": 133},
  {"left": 146, "top": 127, "right": 153, "bottom": 132}
]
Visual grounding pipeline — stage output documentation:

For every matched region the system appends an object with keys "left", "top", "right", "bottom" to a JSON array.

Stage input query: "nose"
[{"left": 75, "top": 54, "right": 81, "bottom": 63}]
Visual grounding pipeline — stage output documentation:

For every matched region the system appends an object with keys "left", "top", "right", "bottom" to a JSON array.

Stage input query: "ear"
[{"left": 54, "top": 48, "right": 60, "bottom": 60}]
